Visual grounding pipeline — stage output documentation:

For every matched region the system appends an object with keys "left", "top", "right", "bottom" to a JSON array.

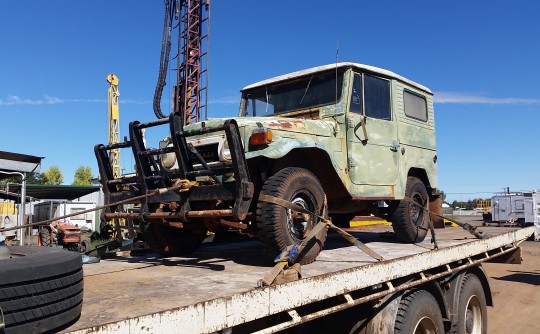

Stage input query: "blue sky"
[{"left": 1, "top": 1, "right": 539, "bottom": 203}]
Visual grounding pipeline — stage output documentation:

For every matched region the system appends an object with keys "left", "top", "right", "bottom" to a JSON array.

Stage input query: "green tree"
[
  {"left": 438, "top": 189, "right": 447, "bottom": 203},
  {"left": 73, "top": 166, "right": 93, "bottom": 186},
  {"left": 42, "top": 166, "right": 63, "bottom": 185}
]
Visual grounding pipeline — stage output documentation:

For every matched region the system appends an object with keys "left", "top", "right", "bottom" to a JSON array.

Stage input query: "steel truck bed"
[{"left": 63, "top": 225, "right": 534, "bottom": 334}]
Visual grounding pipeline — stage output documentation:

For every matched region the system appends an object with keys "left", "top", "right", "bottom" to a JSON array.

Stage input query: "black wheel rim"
[{"left": 409, "top": 192, "right": 425, "bottom": 227}]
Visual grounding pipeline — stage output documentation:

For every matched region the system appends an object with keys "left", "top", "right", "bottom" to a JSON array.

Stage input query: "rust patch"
[{"left": 267, "top": 120, "right": 306, "bottom": 129}]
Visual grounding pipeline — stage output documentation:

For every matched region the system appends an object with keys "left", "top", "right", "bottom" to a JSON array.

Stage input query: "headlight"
[
  {"left": 160, "top": 144, "right": 177, "bottom": 169},
  {"left": 220, "top": 140, "right": 232, "bottom": 162}
]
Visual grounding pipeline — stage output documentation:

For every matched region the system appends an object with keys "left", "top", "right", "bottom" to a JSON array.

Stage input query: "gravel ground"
[{"left": 447, "top": 214, "right": 540, "bottom": 333}]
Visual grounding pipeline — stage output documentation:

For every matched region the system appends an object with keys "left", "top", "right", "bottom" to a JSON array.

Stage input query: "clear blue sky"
[{"left": 1, "top": 1, "right": 539, "bottom": 203}]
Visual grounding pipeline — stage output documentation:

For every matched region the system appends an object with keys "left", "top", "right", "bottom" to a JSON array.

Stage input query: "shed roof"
[
  {"left": 0, "top": 150, "right": 43, "bottom": 177},
  {"left": 2, "top": 184, "right": 99, "bottom": 201}
]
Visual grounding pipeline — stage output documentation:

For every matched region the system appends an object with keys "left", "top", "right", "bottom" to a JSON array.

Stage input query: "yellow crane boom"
[{"left": 107, "top": 73, "right": 122, "bottom": 179}]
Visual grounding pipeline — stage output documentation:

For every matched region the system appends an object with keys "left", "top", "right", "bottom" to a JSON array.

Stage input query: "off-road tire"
[
  {"left": 391, "top": 176, "right": 429, "bottom": 243},
  {"left": 143, "top": 222, "right": 207, "bottom": 257},
  {"left": 256, "top": 167, "right": 328, "bottom": 265},
  {"left": 394, "top": 289, "right": 444, "bottom": 334},
  {"left": 39, "top": 227, "right": 51, "bottom": 247},
  {"left": 450, "top": 273, "right": 487, "bottom": 334},
  {"left": 0, "top": 246, "right": 83, "bottom": 334}
]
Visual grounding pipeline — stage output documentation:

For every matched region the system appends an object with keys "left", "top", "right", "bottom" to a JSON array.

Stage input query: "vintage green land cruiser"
[{"left": 95, "top": 62, "right": 440, "bottom": 264}]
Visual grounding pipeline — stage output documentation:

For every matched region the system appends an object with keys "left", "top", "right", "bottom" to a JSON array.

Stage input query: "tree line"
[
  {"left": 0, "top": 166, "right": 94, "bottom": 186},
  {"left": 439, "top": 190, "right": 490, "bottom": 210}
]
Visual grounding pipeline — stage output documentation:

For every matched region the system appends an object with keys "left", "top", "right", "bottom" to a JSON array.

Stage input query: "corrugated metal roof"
[
  {"left": 0, "top": 150, "right": 43, "bottom": 176},
  {"left": 2, "top": 184, "right": 99, "bottom": 201}
]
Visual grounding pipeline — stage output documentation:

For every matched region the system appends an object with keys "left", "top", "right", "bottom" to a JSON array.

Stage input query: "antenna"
[{"left": 335, "top": 40, "right": 339, "bottom": 109}]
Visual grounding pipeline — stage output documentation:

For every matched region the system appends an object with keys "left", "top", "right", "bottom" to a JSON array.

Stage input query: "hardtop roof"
[{"left": 241, "top": 62, "right": 432, "bottom": 94}]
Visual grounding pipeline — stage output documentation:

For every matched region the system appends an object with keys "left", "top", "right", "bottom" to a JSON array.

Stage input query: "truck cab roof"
[{"left": 242, "top": 62, "right": 432, "bottom": 94}]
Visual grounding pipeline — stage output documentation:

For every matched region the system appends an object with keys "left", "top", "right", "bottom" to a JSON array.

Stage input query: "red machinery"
[{"left": 38, "top": 221, "right": 89, "bottom": 252}]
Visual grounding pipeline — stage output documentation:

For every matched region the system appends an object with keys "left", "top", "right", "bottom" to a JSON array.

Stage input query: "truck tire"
[
  {"left": 450, "top": 273, "right": 487, "bottom": 334},
  {"left": 391, "top": 176, "right": 429, "bottom": 243},
  {"left": 394, "top": 289, "right": 444, "bottom": 334},
  {"left": 142, "top": 222, "right": 207, "bottom": 257},
  {"left": 256, "top": 167, "right": 328, "bottom": 265},
  {"left": 0, "top": 246, "right": 83, "bottom": 334}
]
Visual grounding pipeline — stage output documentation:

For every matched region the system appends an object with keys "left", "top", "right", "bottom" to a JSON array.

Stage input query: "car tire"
[
  {"left": 257, "top": 167, "right": 328, "bottom": 265},
  {"left": 0, "top": 246, "right": 83, "bottom": 334},
  {"left": 391, "top": 176, "right": 429, "bottom": 243}
]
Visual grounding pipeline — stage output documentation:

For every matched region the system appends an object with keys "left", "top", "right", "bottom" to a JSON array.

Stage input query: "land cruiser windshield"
[{"left": 241, "top": 70, "right": 344, "bottom": 117}]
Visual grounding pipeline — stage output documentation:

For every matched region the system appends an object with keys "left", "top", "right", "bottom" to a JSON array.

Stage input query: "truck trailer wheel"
[
  {"left": 0, "top": 246, "right": 83, "bottom": 334},
  {"left": 391, "top": 177, "right": 429, "bottom": 243},
  {"left": 394, "top": 289, "right": 444, "bottom": 334},
  {"left": 142, "top": 222, "right": 207, "bottom": 257},
  {"left": 257, "top": 167, "right": 327, "bottom": 265},
  {"left": 451, "top": 273, "right": 487, "bottom": 334}
]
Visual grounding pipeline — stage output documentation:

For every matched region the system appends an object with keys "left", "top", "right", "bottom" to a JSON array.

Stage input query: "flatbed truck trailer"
[{"left": 64, "top": 225, "right": 534, "bottom": 334}]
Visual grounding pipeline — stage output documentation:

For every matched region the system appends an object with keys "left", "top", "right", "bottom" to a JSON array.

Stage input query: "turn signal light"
[{"left": 250, "top": 128, "right": 272, "bottom": 146}]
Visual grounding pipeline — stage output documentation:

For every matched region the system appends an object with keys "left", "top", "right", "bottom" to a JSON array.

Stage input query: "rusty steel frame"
[{"left": 95, "top": 116, "right": 253, "bottom": 225}]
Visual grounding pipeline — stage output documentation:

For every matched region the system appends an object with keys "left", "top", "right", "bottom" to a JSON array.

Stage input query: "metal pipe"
[
  {"left": 103, "top": 208, "right": 234, "bottom": 220},
  {"left": 2, "top": 172, "right": 26, "bottom": 245},
  {"left": 20, "top": 173, "right": 26, "bottom": 245}
]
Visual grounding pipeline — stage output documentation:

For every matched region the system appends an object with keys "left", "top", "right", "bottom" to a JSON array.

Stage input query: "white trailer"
[
  {"left": 489, "top": 192, "right": 525, "bottom": 226},
  {"left": 62, "top": 225, "right": 534, "bottom": 334},
  {"left": 33, "top": 200, "right": 97, "bottom": 231}
]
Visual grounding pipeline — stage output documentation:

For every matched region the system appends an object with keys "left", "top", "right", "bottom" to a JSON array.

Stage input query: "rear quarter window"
[{"left": 404, "top": 89, "right": 428, "bottom": 122}]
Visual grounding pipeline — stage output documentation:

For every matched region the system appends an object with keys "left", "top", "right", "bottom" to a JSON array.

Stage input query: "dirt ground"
[{"left": 448, "top": 215, "right": 540, "bottom": 333}]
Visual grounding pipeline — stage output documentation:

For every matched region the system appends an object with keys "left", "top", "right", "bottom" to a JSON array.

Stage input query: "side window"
[
  {"left": 364, "top": 74, "right": 391, "bottom": 120},
  {"left": 404, "top": 89, "right": 428, "bottom": 122},
  {"left": 350, "top": 73, "right": 390, "bottom": 120}
]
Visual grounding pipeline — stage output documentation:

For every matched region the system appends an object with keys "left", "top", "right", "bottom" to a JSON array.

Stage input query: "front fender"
[{"left": 245, "top": 138, "right": 330, "bottom": 160}]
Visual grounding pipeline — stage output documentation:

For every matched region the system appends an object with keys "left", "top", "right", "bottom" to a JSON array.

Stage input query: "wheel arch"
[
  {"left": 248, "top": 147, "right": 351, "bottom": 203},
  {"left": 418, "top": 281, "right": 451, "bottom": 323},
  {"left": 408, "top": 167, "right": 432, "bottom": 191}
]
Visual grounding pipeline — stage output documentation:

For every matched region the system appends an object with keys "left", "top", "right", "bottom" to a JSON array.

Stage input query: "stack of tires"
[{"left": 0, "top": 246, "right": 83, "bottom": 334}]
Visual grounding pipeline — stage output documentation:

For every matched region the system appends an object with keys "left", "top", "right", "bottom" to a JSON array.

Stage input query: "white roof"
[{"left": 242, "top": 62, "right": 432, "bottom": 94}]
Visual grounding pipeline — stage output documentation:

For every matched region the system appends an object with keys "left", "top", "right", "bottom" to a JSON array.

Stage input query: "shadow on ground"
[{"left": 492, "top": 270, "right": 540, "bottom": 286}]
